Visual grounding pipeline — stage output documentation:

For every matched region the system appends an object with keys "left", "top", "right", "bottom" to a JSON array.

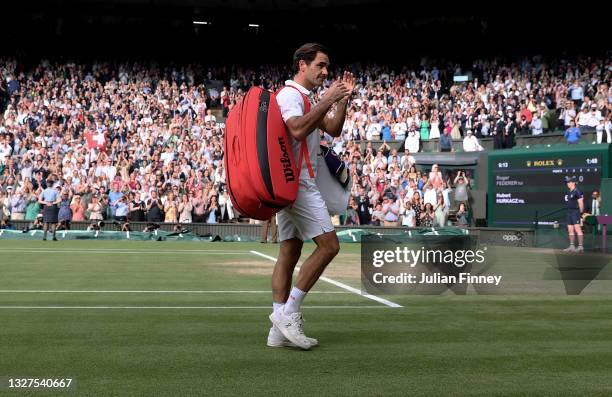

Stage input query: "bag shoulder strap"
[{"left": 279, "top": 85, "right": 315, "bottom": 178}]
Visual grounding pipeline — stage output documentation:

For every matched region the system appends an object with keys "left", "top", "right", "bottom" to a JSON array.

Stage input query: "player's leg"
[
  {"left": 42, "top": 222, "right": 48, "bottom": 240},
  {"left": 294, "top": 231, "right": 340, "bottom": 293},
  {"left": 271, "top": 237, "right": 303, "bottom": 304}
]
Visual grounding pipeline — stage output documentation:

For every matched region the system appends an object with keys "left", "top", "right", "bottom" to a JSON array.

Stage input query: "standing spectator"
[
  {"left": 420, "top": 203, "right": 435, "bottom": 227},
  {"left": 564, "top": 120, "right": 581, "bottom": 144},
  {"left": 530, "top": 113, "right": 543, "bottom": 135},
  {"left": 342, "top": 196, "right": 360, "bottom": 226},
  {"left": 114, "top": 196, "right": 129, "bottom": 223},
  {"left": 381, "top": 194, "right": 400, "bottom": 226},
  {"left": 57, "top": 191, "right": 73, "bottom": 230},
  {"left": 9, "top": 189, "right": 26, "bottom": 220},
  {"left": 191, "top": 190, "right": 207, "bottom": 223},
  {"left": 178, "top": 194, "right": 193, "bottom": 223},
  {"left": 434, "top": 192, "right": 449, "bottom": 227},
  {"left": 428, "top": 164, "right": 443, "bottom": 190},
  {"left": 456, "top": 202, "right": 470, "bottom": 228},
  {"left": 146, "top": 191, "right": 163, "bottom": 223},
  {"left": 128, "top": 192, "right": 145, "bottom": 222},
  {"left": 439, "top": 130, "right": 453, "bottom": 152},
  {"left": 25, "top": 190, "right": 41, "bottom": 221},
  {"left": 71, "top": 195, "right": 86, "bottom": 221},
  {"left": 0, "top": 190, "right": 9, "bottom": 228},
  {"left": 87, "top": 195, "right": 104, "bottom": 222},
  {"left": 569, "top": 80, "right": 584, "bottom": 109},
  {"left": 356, "top": 187, "right": 371, "bottom": 225},
  {"left": 596, "top": 117, "right": 611, "bottom": 144},
  {"left": 453, "top": 171, "right": 470, "bottom": 208},
  {"left": 370, "top": 202, "right": 384, "bottom": 226},
  {"left": 410, "top": 191, "right": 423, "bottom": 227},
  {"left": 205, "top": 195, "right": 221, "bottom": 223},
  {"left": 164, "top": 193, "right": 178, "bottom": 223},
  {"left": 260, "top": 215, "right": 278, "bottom": 243},
  {"left": 400, "top": 195, "right": 416, "bottom": 227}
]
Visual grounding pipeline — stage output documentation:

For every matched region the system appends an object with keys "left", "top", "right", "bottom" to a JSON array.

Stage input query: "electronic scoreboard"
[{"left": 487, "top": 144, "right": 611, "bottom": 227}]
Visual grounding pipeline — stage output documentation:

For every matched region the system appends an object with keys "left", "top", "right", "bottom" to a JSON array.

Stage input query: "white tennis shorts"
[{"left": 277, "top": 178, "right": 334, "bottom": 242}]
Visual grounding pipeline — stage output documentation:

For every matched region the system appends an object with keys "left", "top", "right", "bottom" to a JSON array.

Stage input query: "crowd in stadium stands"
[{"left": 0, "top": 56, "right": 610, "bottom": 229}]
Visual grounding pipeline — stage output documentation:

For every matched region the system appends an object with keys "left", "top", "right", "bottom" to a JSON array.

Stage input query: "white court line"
[
  {"left": 0, "top": 290, "right": 348, "bottom": 294},
  {"left": 250, "top": 250, "right": 402, "bottom": 308},
  {"left": 0, "top": 249, "right": 248, "bottom": 255},
  {"left": 0, "top": 248, "right": 238, "bottom": 252},
  {"left": 0, "top": 305, "right": 386, "bottom": 310}
]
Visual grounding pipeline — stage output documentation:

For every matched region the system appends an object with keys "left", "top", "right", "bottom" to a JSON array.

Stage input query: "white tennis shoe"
[
  {"left": 266, "top": 325, "right": 318, "bottom": 348},
  {"left": 268, "top": 310, "right": 312, "bottom": 350}
]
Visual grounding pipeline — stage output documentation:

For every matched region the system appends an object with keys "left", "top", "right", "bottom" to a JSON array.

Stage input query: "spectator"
[
  {"left": 88, "top": 195, "right": 104, "bottom": 221},
  {"left": 434, "top": 192, "right": 449, "bottom": 227},
  {"left": 596, "top": 117, "right": 611, "bottom": 144},
  {"left": 71, "top": 195, "right": 86, "bottom": 221},
  {"left": 57, "top": 191, "right": 73, "bottom": 230},
  {"left": 164, "top": 193, "right": 178, "bottom": 223},
  {"left": 564, "top": 120, "right": 581, "bottom": 144},
  {"left": 453, "top": 171, "right": 470, "bottom": 208},
  {"left": 439, "top": 130, "right": 453, "bottom": 152},
  {"left": 128, "top": 192, "right": 145, "bottom": 222},
  {"left": 114, "top": 196, "right": 129, "bottom": 223},
  {"left": 420, "top": 203, "right": 435, "bottom": 227},
  {"left": 410, "top": 191, "right": 423, "bottom": 227},
  {"left": 381, "top": 194, "right": 400, "bottom": 226},
  {"left": 146, "top": 191, "right": 163, "bottom": 223},
  {"left": 400, "top": 194, "right": 416, "bottom": 227},
  {"left": 530, "top": 113, "right": 543, "bottom": 135},
  {"left": 178, "top": 194, "right": 193, "bottom": 223},
  {"left": 462, "top": 130, "right": 484, "bottom": 152},
  {"left": 9, "top": 189, "right": 26, "bottom": 220},
  {"left": 342, "top": 196, "right": 360, "bottom": 226},
  {"left": 456, "top": 202, "right": 469, "bottom": 228},
  {"left": 205, "top": 195, "right": 221, "bottom": 223}
]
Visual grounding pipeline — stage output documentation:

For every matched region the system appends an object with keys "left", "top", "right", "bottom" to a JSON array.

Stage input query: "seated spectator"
[
  {"left": 462, "top": 130, "right": 484, "bottom": 152},
  {"left": 405, "top": 128, "right": 420, "bottom": 153}
]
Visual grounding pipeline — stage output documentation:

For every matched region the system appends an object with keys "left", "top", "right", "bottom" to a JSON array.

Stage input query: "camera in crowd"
[
  {"left": 87, "top": 220, "right": 105, "bottom": 231},
  {"left": 143, "top": 223, "right": 160, "bottom": 232},
  {"left": 21, "top": 214, "right": 43, "bottom": 233},
  {"left": 112, "top": 220, "right": 131, "bottom": 232}
]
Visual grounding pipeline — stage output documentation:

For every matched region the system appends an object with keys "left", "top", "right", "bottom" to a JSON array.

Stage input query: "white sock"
[
  {"left": 283, "top": 287, "right": 306, "bottom": 315},
  {"left": 273, "top": 301, "right": 283, "bottom": 313}
]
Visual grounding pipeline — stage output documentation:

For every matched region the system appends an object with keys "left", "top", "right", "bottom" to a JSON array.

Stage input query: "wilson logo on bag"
[{"left": 224, "top": 85, "right": 312, "bottom": 220}]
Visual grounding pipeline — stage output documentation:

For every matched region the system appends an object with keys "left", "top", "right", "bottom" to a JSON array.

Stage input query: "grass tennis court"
[{"left": 1, "top": 240, "right": 612, "bottom": 396}]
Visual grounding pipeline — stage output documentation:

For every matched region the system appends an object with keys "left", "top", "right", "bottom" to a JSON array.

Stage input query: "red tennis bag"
[{"left": 224, "top": 86, "right": 312, "bottom": 220}]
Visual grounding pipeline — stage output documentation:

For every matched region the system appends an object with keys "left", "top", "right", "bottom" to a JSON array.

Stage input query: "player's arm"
[
  {"left": 578, "top": 197, "right": 584, "bottom": 213},
  {"left": 319, "top": 72, "right": 355, "bottom": 137},
  {"left": 285, "top": 81, "right": 349, "bottom": 141}
]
